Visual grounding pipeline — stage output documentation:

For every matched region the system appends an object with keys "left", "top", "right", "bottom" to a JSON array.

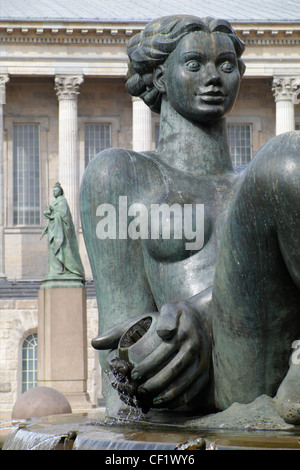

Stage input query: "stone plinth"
[{"left": 38, "top": 286, "right": 92, "bottom": 411}]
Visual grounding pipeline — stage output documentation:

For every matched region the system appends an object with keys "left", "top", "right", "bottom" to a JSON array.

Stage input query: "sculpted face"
[
  {"left": 53, "top": 186, "right": 62, "bottom": 198},
  {"left": 158, "top": 31, "right": 241, "bottom": 122}
]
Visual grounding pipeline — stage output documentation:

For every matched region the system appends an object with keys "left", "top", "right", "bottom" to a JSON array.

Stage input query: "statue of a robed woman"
[{"left": 42, "top": 182, "right": 85, "bottom": 286}]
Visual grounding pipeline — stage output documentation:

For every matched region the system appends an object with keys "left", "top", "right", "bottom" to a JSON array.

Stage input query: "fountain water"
[
  {"left": 3, "top": 396, "right": 300, "bottom": 451},
  {"left": 3, "top": 423, "right": 69, "bottom": 450}
]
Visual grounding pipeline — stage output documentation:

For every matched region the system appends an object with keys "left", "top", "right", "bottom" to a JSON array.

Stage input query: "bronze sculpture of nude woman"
[{"left": 80, "top": 15, "right": 300, "bottom": 424}]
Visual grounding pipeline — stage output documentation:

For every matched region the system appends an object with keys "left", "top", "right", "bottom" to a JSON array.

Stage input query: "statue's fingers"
[
  {"left": 162, "top": 372, "right": 210, "bottom": 410},
  {"left": 92, "top": 318, "right": 134, "bottom": 350},
  {"left": 137, "top": 341, "right": 195, "bottom": 397},
  {"left": 92, "top": 313, "right": 155, "bottom": 350},
  {"left": 91, "top": 326, "right": 124, "bottom": 350},
  {"left": 157, "top": 303, "right": 181, "bottom": 339},
  {"left": 131, "top": 340, "right": 176, "bottom": 381},
  {"left": 151, "top": 350, "right": 208, "bottom": 407}
]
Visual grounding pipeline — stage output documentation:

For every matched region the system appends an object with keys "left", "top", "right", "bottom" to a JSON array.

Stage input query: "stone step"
[{"left": 0, "top": 280, "right": 96, "bottom": 299}]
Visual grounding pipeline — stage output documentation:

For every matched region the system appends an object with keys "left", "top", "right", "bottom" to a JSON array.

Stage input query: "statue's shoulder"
[
  {"left": 90, "top": 147, "right": 157, "bottom": 164},
  {"left": 81, "top": 147, "right": 165, "bottom": 198},
  {"left": 54, "top": 195, "right": 67, "bottom": 206},
  {"left": 84, "top": 147, "right": 160, "bottom": 178}
]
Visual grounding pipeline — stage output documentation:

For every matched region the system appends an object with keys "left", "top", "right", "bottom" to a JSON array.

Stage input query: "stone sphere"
[{"left": 12, "top": 387, "right": 72, "bottom": 419}]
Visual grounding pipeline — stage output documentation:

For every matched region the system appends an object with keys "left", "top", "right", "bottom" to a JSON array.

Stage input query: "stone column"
[
  {"left": 272, "top": 77, "right": 299, "bottom": 135},
  {"left": 132, "top": 97, "right": 152, "bottom": 151},
  {"left": 0, "top": 75, "right": 9, "bottom": 281},
  {"left": 54, "top": 75, "right": 84, "bottom": 231}
]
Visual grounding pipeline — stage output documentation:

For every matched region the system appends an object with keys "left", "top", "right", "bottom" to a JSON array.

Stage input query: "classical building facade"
[{"left": 0, "top": 0, "right": 300, "bottom": 418}]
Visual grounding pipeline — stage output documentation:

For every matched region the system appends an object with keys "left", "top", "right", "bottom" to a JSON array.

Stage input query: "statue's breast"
[{"left": 141, "top": 200, "right": 213, "bottom": 262}]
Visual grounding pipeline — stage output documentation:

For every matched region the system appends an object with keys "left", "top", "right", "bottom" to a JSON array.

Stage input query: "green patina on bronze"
[
  {"left": 80, "top": 15, "right": 300, "bottom": 425},
  {"left": 42, "top": 182, "right": 85, "bottom": 288}
]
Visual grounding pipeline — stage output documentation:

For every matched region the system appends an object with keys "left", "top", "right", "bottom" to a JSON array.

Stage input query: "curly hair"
[{"left": 125, "top": 15, "right": 245, "bottom": 114}]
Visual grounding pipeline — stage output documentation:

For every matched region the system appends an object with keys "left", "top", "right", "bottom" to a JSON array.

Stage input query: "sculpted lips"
[{"left": 196, "top": 89, "right": 226, "bottom": 104}]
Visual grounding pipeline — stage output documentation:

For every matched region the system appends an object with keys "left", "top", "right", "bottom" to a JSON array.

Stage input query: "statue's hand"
[
  {"left": 43, "top": 208, "right": 51, "bottom": 218},
  {"left": 92, "top": 290, "right": 212, "bottom": 411},
  {"left": 91, "top": 313, "right": 160, "bottom": 411},
  {"left": 132, "top": 300, "right": 212, "bottom": 409},
  {"left": 91, "top": 315, "right": 146, "bottom": 351}
]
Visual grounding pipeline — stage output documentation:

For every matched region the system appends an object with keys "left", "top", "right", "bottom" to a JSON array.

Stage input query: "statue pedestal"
[{"left": 37, "top": 286, "right": 93, "bottom": 411}]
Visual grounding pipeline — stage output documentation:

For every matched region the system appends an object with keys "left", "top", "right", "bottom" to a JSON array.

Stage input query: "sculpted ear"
[{"left": 153, "top": 65, "right": 166, "bottom": 94}]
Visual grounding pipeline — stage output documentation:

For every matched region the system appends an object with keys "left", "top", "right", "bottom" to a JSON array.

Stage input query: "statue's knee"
[{"left": 275, "top": 363, "right": 300, "bottom": 425}]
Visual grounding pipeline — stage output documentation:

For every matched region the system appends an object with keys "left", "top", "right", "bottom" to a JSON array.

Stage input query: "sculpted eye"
[
  {"left": 220, "top": 61, "right": 234, "bottom": 73},
  {"left": 185, "top": 60, "right": 200, "bottom": 71}
]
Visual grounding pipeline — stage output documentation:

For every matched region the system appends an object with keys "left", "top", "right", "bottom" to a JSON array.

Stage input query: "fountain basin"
[{"left": 3, "top": 405, "right": 300, "bottom": 451}]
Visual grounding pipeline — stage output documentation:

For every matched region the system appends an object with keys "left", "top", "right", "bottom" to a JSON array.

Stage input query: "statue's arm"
[{"left": 43, "top": 208, "right": 54, "bottom": 219}]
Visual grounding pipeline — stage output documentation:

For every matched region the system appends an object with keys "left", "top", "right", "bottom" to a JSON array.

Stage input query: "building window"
[
  {"left": 13, "top": 124, "right": 40, "bottom": 225},
  {"left": 84, "top": 124, "right": 111, "bottom": 167},
  {"left": 22, "top": 333, "right": 38, "bottom": 393},
  {"left": 296, "top": 123, "right": 300, "bottom": 130},
  {"left": 228, "top": 124, "right": 252, "bottom": 167}
]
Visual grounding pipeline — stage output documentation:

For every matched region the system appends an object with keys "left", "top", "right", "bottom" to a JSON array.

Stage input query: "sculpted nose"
[{"left": 203, "top": 63, "right": 222, "bottom": 86}]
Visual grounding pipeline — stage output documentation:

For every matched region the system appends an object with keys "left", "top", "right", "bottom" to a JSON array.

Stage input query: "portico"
[{"left": 0, "top": 19, "right": 299, "bottom": 278}]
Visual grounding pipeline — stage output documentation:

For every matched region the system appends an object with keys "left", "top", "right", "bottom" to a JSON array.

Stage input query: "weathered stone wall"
[{"left": 0, "top": 297, "right": 101, "bottom": 420}]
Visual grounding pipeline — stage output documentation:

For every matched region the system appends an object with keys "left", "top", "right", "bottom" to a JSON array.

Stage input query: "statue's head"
[
  {"left": 126, "top": 15, "right": 245, "bottom": 122},
  {"left": 53, "top": 182, "right": 64, "bottom": 198}
]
